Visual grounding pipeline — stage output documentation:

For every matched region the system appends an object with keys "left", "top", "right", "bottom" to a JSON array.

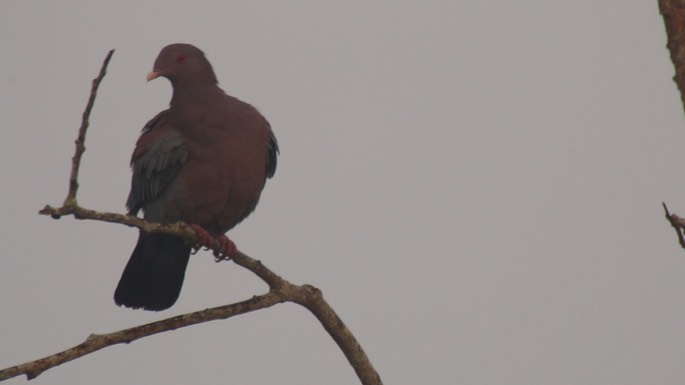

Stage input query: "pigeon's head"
[{"left": 147, "top": 43, "right": 217, "bottom": 85}]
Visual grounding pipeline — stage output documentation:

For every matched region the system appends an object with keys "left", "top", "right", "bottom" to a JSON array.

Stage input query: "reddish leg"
[
  {"left": 216, "top": 234, "right": 237, "bottom": 259},
  {"left": 188, "top": 224, "right": 214, "bottom": 249},
  {"left": 188, "top": 224, "right": 236, "bottom": 259}
]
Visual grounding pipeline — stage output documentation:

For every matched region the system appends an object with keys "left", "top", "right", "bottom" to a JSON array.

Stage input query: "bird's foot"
[
  {"left": 188, "top": 224, "right": 236, "bottom": 260},
  {"left": 216, "top": 235, "right": 237, "bottom": 260},
  {"left": 189, "top": 224, "right": 214, "bottom": 250}
]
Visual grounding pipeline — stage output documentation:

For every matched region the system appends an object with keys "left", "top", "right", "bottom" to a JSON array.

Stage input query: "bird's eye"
[{"left": 176, "top": 54, "right": 186, "bottom": 64}]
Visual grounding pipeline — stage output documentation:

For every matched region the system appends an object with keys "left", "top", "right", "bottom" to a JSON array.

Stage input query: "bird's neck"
[
  {"left": 168, "top": 83, "right": 227, "bottom": 139},
  {"left": 170, "top": 82, "right": 223, "bottom": 109}
]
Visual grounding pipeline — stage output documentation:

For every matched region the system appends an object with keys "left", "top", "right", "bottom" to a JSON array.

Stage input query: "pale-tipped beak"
[{"left": 146, "top": 70, "right": 161, "bottom": 82}]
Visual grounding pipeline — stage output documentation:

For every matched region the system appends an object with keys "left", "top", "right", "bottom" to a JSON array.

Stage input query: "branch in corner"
[{"left": 663, "top": 202, "right": 685, "bottom": 249}]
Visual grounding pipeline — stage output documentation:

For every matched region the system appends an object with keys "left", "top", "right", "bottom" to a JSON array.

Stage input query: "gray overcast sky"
[{"left": 1, "top": 1, "right": 683, "bottom": 384}]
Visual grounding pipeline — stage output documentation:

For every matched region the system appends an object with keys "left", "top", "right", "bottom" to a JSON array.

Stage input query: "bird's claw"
[
  {"left": 189, "top": 224, "right": 213, "bottom": 248},
  {"left": 188, "top": 224, "right": 236, "bottom": 260},
  {"left": 214, "top": 235, "right": 237, "bottom": 261}
]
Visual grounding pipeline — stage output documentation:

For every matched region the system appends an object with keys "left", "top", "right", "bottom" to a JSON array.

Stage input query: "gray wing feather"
[{"left": 127, "top": 113, "right": 188, "bottom": 214}]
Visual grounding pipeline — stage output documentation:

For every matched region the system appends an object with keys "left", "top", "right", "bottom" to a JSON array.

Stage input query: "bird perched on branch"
[{"left": 114, "top": 43, "right": 279, "bottom": 311}]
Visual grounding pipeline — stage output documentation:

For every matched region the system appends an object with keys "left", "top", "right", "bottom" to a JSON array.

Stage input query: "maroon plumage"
[{"left": 114, "top": 44, "right": 278, "bottom": 311}]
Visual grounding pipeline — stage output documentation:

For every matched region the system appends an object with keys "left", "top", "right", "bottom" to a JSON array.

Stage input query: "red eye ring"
[{"left": 176, "top": 54, "right": 186, "bottom": 64}]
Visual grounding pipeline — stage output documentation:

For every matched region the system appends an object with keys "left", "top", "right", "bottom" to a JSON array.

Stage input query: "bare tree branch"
[
  {"left": 0, "top": 292, "right": 284, "bottom": 381},
  {"left": 0, "top": 50, "right": 382, "bottom": 385},
  {"left": 64, "top": 49, "right": 114, "bottom": 207},
  {"left": 659, "top": 3, "right": 685, "bottom": 249},
  {"left": 660, "top": 0, "right": 685, "bottom": 114}
]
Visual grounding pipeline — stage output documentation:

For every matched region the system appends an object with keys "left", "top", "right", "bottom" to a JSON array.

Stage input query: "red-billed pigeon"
[{"left": 114, "top": 44, "right": 278, "bottom": 311}]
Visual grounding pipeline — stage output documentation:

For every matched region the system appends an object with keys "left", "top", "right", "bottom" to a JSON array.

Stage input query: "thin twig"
[
  {"left": 2, "top": 49, "right": 383, "bottom": 385},
  {"left": 663, "top": 202, "right": 685, "bottom": 249},
  {"left": 65, "top": 49, "right": 114, "bottom": 207}
]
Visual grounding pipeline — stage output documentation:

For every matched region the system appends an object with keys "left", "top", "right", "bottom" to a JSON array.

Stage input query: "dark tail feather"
[{"left": 114, "top": 232, "right": 192, "bottom": 311}]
